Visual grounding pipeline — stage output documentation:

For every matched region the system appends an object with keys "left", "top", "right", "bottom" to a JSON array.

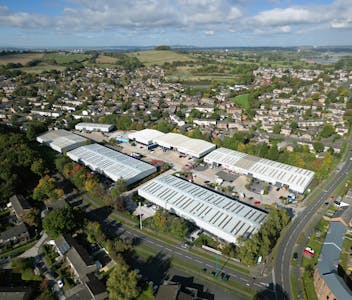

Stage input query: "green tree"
[
  {"left": 43, "top": 206, "right": 84, "bottom": 238},
  {"left": 153, "top": 209, "right": 168, "bottom": 232},
  {"left": 313, "top": 141, "right": 324, "bottom": 153},
  {"left": 107, "top": 258, "right": 139, "bottom": 300},
  {"left": 170, "top": 218, "right": 189, "bottom": 239},
  {"left": 22, "top": 208, "right": 40, "bottom": 227},
  {"left": 86, "top": 221, "right": 106, "bottom": 244},
  {"left": 26, "top": 121, "right": 47, "bottom": 141},
  {"left": 320, "top": 124, "right": 335, "bottom": 138},
  {"left": 31, "top": 158, "right": 46, "bottom": 177}
]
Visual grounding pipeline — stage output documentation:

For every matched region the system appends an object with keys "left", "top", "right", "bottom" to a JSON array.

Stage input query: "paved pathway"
[{"left": 20, "top": 232, "right": 48, "bottom": 258}]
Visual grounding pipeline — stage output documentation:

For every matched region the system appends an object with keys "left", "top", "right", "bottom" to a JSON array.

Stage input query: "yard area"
[
  {"left": 43, "top": 52, "right": 91, "bottom": 64},
  {"left": 230, "top": 94, "right": 250, "bottom": 109}
]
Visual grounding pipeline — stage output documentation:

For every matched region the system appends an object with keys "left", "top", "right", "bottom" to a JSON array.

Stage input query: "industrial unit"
[
  {"left": 138, "top": 174, "right": 267, "bottom": 244},
  {"left": 128, "top": 129, "right": 165, "bottom": 145},
  {"left": 67, "top": 143, "right": 156, "bottom": 185},
  {"left": 75, "top": 122, "right": 115, "bottom": 133},
  {"left": 36, "top": 129, "right": 88, "bottom": 153},
  {"left": 153, "top": 133, "right": 216, "bottom": 158},
  {"left": 204, "top": 147, "right": 314, "bottom": 194}
]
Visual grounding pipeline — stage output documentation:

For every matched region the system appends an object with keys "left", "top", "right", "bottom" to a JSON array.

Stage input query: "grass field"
[
  {"left": 127, "top": 50, "right": 192, "bottom": 66},
  {"left": 231, "top": 94, "right": 250, "bottom": 109},
  {"left": 17, "top": 65, "right": 66, "bottom": 74},
  {"left": 0, "top": 53, "right": 44, "bottom": 65},
  {"left": 43, "top": 52, "right": 91, "bottom": 64},
  {"left": 95, "top": 54, "right": 118, "bottom": 64}
]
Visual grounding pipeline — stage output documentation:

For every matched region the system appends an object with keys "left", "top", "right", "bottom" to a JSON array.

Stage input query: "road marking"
[{"left": 185, "top": 256, "right": 192, "bottom": 259}]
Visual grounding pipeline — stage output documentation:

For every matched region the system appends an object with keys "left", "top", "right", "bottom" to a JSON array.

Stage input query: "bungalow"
[{"left": 9, "top": 195, "right": 31, "bottom": 221}]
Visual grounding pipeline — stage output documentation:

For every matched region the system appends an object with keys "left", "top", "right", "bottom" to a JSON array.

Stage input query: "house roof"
[
  {"left": 155, "top": 284, "right": 180, "bottom": 300},
  {"left": 317, "top": 222, "right": 352, "bottom": 299},
  {"left": 9, "top": 195, "right": 31, "bottom": 217},
  {"left": 0, "top": 223, "right": 29, "bottom": 242},
  {"left": 0, "top": 287, "right": 32, "bottom": 300},
  {"left": 55, "top": 235, "right": 96, "bottom": 278}
]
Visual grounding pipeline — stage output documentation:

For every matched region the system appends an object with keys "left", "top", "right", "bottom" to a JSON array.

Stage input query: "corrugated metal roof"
[
  {"left": 138, "top": 174, "right": 267, "bottom": 243},
  {"left": 67, "top": 143, "right": 156, "bottom": 184},
  {"left": 204, "top": 147, "right": 314, "bottom": 193}
]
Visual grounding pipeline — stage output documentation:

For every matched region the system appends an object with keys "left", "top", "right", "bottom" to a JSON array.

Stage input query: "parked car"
[{"left": 57, "top": 279, "right": 64, "bottom": 288}]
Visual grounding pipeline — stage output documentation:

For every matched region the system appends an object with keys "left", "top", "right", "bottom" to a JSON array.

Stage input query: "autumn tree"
[
  {"left": 107, "top": 258, "right": 139, "bottom": 300},
  {"left": 22, "top": 208, "right": 40, "bottom": 227}
]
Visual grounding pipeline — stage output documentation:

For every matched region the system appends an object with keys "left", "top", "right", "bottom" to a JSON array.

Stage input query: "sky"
[{"left": 0, "top": 0, "right": 351, "bottom": 48}]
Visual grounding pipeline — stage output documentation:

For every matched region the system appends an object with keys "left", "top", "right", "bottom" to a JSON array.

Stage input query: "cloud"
[{"left": 205, "top": 30, "right": 215, "bottom": 36}]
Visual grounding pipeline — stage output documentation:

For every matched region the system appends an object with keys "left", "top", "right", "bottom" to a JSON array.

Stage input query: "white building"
[
  {"left": 36, "top": 130, "right": 88, "bottom": 153},
  {"left": 75, "top": 122, "right": 115, "bottom": 133},
  {"left": 128, "top": 129, "right": 165, "bottom": 145},
  {"left": 138, "top": 175, "right": 267, "bottom": 244},
  {"left": 204, "top": 148, "right": 314, "bottom": 194},
  {"left": 153, "top": 133, "right": 216, "bottom": 158},
  {"left": 67, "top": 143, "right": 156, "bottom": 185}
]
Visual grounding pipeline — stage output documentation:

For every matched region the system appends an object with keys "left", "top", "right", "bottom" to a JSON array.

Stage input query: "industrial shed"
[
  {"left": 75, "top": 122, "right": 115, "bottom": 133},
  {"left": 204, "top": 147, "right": 314, "bottom": 194},
  {"left": 153, "top": 133, "right": 216, "bottom": 158},
  {"left": 36, "top": 130, "right": 88, "bottom": 153},
  {"left": 128, "top": 129, "right": 165, "bottom": 145},
  {"left": 67, "top": 143, "right": 156, "bottom": 185},
  {"left": 138, "top": 174, "right": 267, "bottom": 244}
]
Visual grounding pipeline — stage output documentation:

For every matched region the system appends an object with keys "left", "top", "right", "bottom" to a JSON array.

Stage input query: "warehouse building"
[
  {"left": 204, "top": 147, "right": 314, "bottom": 194},
  {"left": 75, "top": 122, "right": 115, "bottom": 133},
  {"left": 138, "top": 174, "right": 267, "bottom": 244},
  {"left": 128, "top": 129, "right": 165, "bottom": 145},
  {"left": 67, "top": 143, "right": 156, "bottom": 185},
  {"left": 153, "top": 133, "right": 216, "bottom": 158},
  {"left": 37, "top": 130, "right": 88, "bottom": 153}
]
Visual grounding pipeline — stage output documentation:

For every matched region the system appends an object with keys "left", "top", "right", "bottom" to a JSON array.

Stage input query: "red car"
[{"left": 254, "top": 201, "right": 261, "bottom": 205}]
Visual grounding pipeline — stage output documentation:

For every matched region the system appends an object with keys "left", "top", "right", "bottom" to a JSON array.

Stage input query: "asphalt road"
[
  {"left": 99, "top": 217, "right": 271, "bottom": 292},
  {"left": 273, "top": 156, "right": 352, "bottom": 299}
]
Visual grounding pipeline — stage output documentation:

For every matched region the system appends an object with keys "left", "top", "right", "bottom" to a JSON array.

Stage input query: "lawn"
[
  {"left": 127, "top": 50, "right": 192, "bottom": 66},
  {"left": 231, "top": 94, "right": 250, "bottom": 109},
  {"left": 0, "top": 53, "right": 44, "bottom": 65},
  {"left": 43, "top": 52, "right": 91, "bottom": 64}
]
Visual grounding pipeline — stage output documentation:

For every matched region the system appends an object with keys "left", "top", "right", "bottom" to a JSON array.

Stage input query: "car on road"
[
  {"left": 293, "top": 252, "right": 298, "bottom": 260},
  {"left": 181, "top": 243, "right": 190, "bottom": 249},
  {"left": 57, "top": 279, "right": 64, "bottom": 288},
  {"left": 254, "top": 201, "right": 261, "bottom": 205}
]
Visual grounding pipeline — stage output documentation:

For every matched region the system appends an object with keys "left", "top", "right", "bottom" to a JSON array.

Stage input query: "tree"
[
  {"left": 170, "top": 218, "right": 189, "bottom": 239},
  {"left": 313, "top": 141, "right": 324, "bottom": 153},
  {"left": 32, "top": 175, "right": 63, "bottom": 202},
  {"left": 43, "top": 206, "right": 84, "bottom": 238},
  {"left": 107, "top": 258, "right": 139, "bottom": 300},
  {"left": 22, "top": 208, "right": 40, "bottom": 227},
  {"left": 26, "top": 121, "right": 47, "bottom": 141},
  {"left": 86, "top": 221, "right": 106, "bottom": 244},
  {"left": 320, "top": 124, "right": 335, "bottom": 138},
  {"left": 31, "top": 158, "right": 46, "bottom": 177},
  {"left": 153, "top": 210, "right": 168, "bottom": 232}
]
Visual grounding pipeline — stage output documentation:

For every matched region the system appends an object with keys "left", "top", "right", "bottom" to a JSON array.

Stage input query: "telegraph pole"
[{"left": 139, "top": 202, "right": 143, "bottom": 230}]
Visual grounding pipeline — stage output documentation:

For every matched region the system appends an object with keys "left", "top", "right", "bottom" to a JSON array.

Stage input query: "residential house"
[{"left": 9, "top": 195, "right": 31, "bottom": 221}]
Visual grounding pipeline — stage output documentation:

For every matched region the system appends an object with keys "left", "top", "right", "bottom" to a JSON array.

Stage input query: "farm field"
[
  {"left": 95, "top": 54, "right": 118, "bottom": 64},
  {"left": 43, "top": 52, "right": 91, "bottom": 64},
  {"left": 231, "top": 94, "right": 250, "bottom": 109},
  {"left": 127, "top": 50, "right": 192, "bottom": 66},
  {"left": 0, "top": 53, "right": 44, "bottom": 65},
  {"left": 17, "top": 65, "right": 66, "bottom": 74},
  {"left": 166, "top": 66, "right": 237, "bottom": 85}
]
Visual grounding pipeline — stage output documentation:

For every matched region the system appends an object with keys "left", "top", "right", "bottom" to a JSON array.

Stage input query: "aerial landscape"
[{"left": 1, "top": 1, "right": 352, "bottom": 300}]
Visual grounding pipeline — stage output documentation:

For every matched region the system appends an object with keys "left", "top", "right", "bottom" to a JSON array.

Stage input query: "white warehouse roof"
[
  {"left": 128, "top": 129, "right": 165, "bottom": 145},
  {"left": 153, "top": 133, "right": 216, "bottom": 158},
  {"left": 67, "top": 143, "right": 156, "bottom": 185},
  {"left": 138, "top": 174, "right": 267, "bottom": 243},
  {"left": 36, "top": 130, "right": 87, "bottom": 153},
  {"left": 75, "top": 122, "right": 115, "bottom": 132},
  {"left": 204, "top": 147, "right": 314, "bottom": 194}
]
